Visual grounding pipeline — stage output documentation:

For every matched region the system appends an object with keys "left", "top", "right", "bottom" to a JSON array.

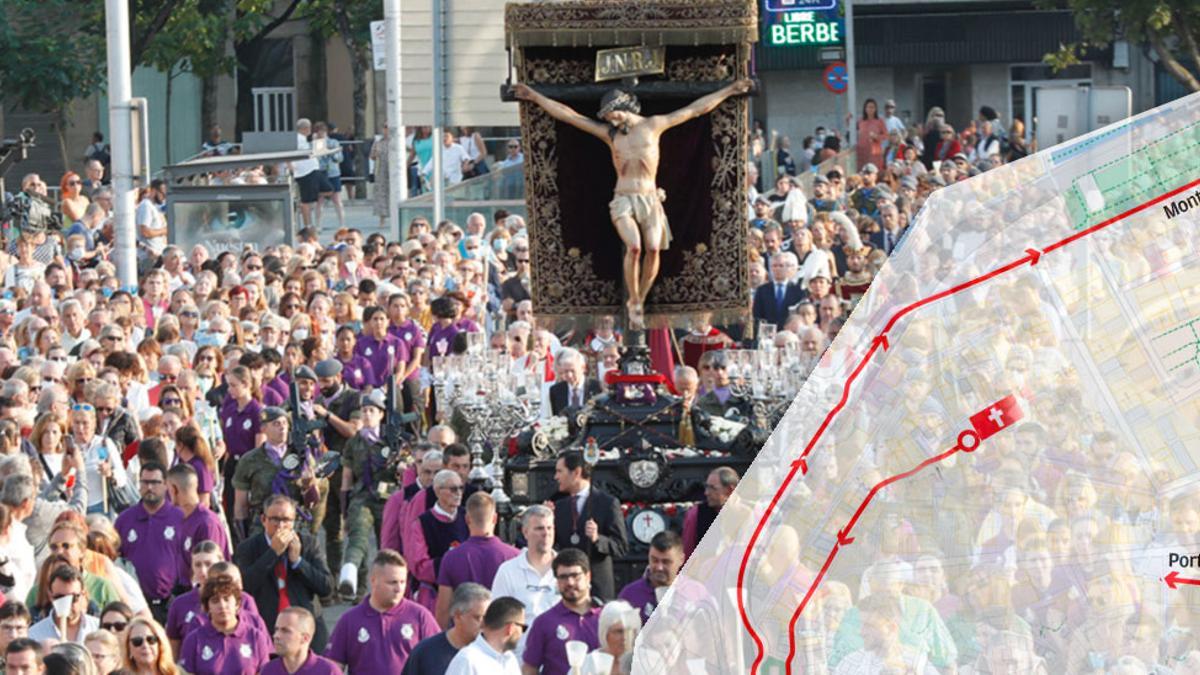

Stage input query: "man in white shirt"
[
  {"left": 489, "top": 505, "right": 558, "bottom": 660},
  {"left": 422, "top": 131, "right": 471, "bottom": 186},
  {"left": 291, "top": 118, "right": 332, "bottom": 228},
  {"left": 883, "top": 99, "right": 906, "bottom": 135},
  {"left": 28, "top": 566, "right": 100, "bottom": 644},
  {"left": 135, "top": 179, "right": 168, "bottom": 266},
  {"left": 445, "top": 596, "right": 526, "bottom": 675}
]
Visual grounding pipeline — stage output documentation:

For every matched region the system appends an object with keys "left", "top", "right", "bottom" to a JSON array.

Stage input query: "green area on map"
[{"left": 1065, "top": 121, "right": 1200, "bottom": 229}]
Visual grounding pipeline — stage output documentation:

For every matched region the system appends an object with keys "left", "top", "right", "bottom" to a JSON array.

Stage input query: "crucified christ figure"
[{"left": 514, "top": 78, "right": 754, "bottom": 328}]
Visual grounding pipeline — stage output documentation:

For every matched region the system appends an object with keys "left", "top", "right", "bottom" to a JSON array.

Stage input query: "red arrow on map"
[{"left": 1166, "top": 571, "right": 1200, "bottom": 589}]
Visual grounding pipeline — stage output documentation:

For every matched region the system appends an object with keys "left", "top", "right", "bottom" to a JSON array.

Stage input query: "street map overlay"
[{"left": 635, "top": 92, "right": 1200, "bottom": 674}]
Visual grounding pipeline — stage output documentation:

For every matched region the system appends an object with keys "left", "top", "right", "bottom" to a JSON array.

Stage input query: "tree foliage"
[{"left": 1041, "top": 0, "right": 1200, "bottom": 92}]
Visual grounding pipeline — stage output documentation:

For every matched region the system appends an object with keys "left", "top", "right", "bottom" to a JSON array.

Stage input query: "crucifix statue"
[{"left": 513, "top": 79, "right": 754, "bottom": 328}]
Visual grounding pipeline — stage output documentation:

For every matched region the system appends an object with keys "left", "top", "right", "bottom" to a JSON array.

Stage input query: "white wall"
[{"left": 759, "top": 67, "right": 895, "bottom": 143}]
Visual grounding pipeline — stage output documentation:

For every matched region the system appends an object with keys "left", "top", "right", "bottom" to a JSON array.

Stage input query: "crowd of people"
[{"left": 0, "top": 93, "right": 1157, "bottom": 675}]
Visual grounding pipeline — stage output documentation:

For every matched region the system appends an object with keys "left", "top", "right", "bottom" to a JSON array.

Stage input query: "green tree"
[
  {"left": 0, "top": 0, "right": 107, "bottom": 171},
  {"left": 1043, "top": 0, "right": 1200, "bottom": 91},
  {"left": 141, "top": 0, "right": 235, "bottom": 162},
  {"left": 307, "top": 0, "right": 380, "bottom": 184}
]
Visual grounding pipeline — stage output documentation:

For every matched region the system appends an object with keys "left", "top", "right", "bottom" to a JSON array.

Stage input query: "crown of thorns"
[{"left": 598, "top": 89, "right": 641, "bottom": 118}]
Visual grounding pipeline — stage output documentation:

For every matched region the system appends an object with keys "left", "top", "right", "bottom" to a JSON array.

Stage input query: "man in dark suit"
[
  {"left": 869, "top": 201, "right": 905, "bottom": 255},
  {"left": 552, "top": 450, "right": 628, "bottom": 601},
  {"left": 234, "top": 493, "right": 335, "bottom": 651},
  {"left": 752, "top": 251, "right": 806, "bottom": 331},
  {"left": 548, "top": 348, "right": 603, "bottom": 417}
]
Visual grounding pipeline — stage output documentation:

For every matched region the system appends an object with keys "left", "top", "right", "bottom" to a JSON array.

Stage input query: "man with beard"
[
  {"left": 521, "top": 549, "right": 601, "bottom": 675},
  {"left": 114, "top": 462, "right": 184, "bottom": 625},
  {"left": 446, "top": 596, "right": 526, "bottom": 675},
  {"left": 618, "top": 530, "right": 684, "bottom": 624}
]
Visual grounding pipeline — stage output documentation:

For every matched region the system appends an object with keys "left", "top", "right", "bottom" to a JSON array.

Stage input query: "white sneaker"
[{"left": 338, "top": 563, "right": 357, "bottom": 598}]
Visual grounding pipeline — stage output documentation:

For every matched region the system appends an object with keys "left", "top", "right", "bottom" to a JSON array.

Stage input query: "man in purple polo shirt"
[
  {"left": 168, "top": 463, "right": 230, "bottom": 583},
  {"left": 522, "top": 549, "right": 601, "bottom": 675},
  {"left": 618, "top": 530, "right": 684, "bottom": 625},
  {"left": 325, "top": 549, "right": 440, "bottom": 672},
  {"left": 386, "top": 292, "right": 425, "bottom": 412},
  {"left": 114, "top": 462, "right": 184, "bottom": 625},
  {"left": 262, "top": 607, "right": 340, "bottom": 675},
  {"left": 166, "top": 556, "right": 266, "bottom": 655},
  {"left": 435, "top": 492, "right": 519, "bottom": 627},
  {"left": 179, "top": 575, "right": 273, "bottom": 675},
  {"left": 354, "top": 306, "right": 409, "bottom": 390}
]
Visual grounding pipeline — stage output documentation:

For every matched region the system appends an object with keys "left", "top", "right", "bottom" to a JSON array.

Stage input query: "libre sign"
[{"left": 762, "top": 0, "right": 844, "bottom": 48}]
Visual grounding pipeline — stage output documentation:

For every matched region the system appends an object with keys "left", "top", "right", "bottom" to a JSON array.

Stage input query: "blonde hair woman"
[{"left": 124, "top": 616, "right": 178, "bottom": 675}]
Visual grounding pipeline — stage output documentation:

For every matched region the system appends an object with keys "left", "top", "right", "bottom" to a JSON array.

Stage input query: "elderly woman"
[
  {"left": 582, "top": 599, "right": 642, "bottom": 675},
  {"left": 178, "top": 576, "right": 271, "bottom": 675},
  {"left": 69, "top": 403, "right": 127, "bottom": 516},
  {"left": 85, "top": 628, "right": 124, "bottom": 675}
]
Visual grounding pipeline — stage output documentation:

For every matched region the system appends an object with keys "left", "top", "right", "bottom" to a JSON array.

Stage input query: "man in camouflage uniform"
[
  {"left": 336, "top": 391, "right": 399, "bottom": 598},
  {"left": 283, "top": 365, "right": 331, "bottom": 537},
  {"left": 231, "top": 406, "right": 320, "bottom": 543},
  {"left": 312, "top": 359, "right": 362, "bottom": 577}
]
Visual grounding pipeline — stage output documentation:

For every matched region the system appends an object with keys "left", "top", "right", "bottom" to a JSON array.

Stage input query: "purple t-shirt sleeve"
[
  {"left": 178, "top": 632, "right": 197, "bottom": 672},
  {"left": 165, "top": 601, "right": 186, "bottom": 640},
  {"left": 191, "top": 458, "right": 216, "bottom": 494},
  {"left": 523, "top": 614, "right": 548, "bottom": 669},
  {"left": 324, "top": 614, "right": 349, "bottom": 664}
]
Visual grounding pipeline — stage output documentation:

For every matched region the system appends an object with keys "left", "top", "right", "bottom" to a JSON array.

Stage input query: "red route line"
[
  {"left": 735, "top": 173, "right": 1200, "bottom": 675},
  {"left": 782, "top": 442, "right": 966, "bottom": 672}
]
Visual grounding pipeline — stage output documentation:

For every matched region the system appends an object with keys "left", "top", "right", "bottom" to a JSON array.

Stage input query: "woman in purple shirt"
[
  {"left": 426, "top": 295, "right": 479, "bottom": 369},
  {"left": 218, "top": 366, "right": 263, "bottom": 517},
  {"left": 175, "top": 425, "right": 217, "bottom": 509},
  {"left": 179, "top": 576, "right": 272, "bottom": 675},
  {"left": 333, "top": 325, "right": 375, "bottom": 391}
]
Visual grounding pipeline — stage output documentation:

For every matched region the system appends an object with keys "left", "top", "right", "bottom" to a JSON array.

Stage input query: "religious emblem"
[
  {"left": 357, "top": 627, "right": 370, "bottom": 643},
  {"left": 283, "top": 454, "right": 301, "bottom": 471},
  {"left": 242, "top": 419, "right": 252, "bottom": 430},
  {"left": 239, "top": 644, "right": 252, "bottom": 658},
  {"left": 163, "top": 526, "right": 175, "bottom": 541},
  {"left": 365, "top": 347, "right": 373, "bottom": 356},
  {"left": 184, "top": 536, "right": 192, "bottom": 551},
  {"left": 185, "top": 611, "right": 195, "bottom": 624},
  {"left": 127, "top": 529, "right": 138, "bottom": 543},
  {"left": 401, "top": 623, "right": 414, "bottom": 640},
  {"left": 631, "top": 508, "right": 666, "bottom": 544},
  {"left": 628, "top": 459, "right": 660, "bottom": 488},
  {"left": 202, "top": 646, "right": 214, "bottom": 661},
  {"left": 556, "top": 624, "right": 570, "bottom": 640}
]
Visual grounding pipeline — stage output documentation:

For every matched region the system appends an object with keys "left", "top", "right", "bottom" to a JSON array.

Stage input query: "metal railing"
[{"left": 252, "top": 87, "right": 296, "bottom": 133}]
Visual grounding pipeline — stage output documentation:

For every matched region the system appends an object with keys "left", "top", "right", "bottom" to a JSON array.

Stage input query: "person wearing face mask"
[{"left": 310, "top": 359, "right": 361, "bottom": 579}]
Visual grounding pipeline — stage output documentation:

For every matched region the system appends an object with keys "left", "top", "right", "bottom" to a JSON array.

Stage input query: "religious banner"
[{"left": 505, "top": 0, "right": 757, "bottom": 323}]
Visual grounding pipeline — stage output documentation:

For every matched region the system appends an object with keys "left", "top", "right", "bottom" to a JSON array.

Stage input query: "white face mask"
[
  {"left": 69, "top": 247, "right": 85, "bottom": 260},
  {"left": 292, "top": 329, "right": 309, "bottom": 341}
]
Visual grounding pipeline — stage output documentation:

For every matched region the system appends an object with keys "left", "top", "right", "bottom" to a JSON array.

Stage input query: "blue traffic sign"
[{"left": 823, "top": 61, "right": 848, "bottom": 94}]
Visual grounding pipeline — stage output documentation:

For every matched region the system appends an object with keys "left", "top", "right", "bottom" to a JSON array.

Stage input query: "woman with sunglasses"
[
  {"left": 59, "top": 172, "right": 90, "bottom": 224},
  {"left": 192, "top": 347, "right": 224, "bottom": 398},
  {"left": 68, "top": 403, "right": 128, "bottom": 517},
  {"left": 125, "top": 616, "right": 178, "bottom": 675},
  {"left": 99, "top": 600, "right": 134, "bottom": 641}
]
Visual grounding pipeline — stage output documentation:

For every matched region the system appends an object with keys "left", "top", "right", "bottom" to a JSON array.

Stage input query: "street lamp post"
[{"left": 105, "top": 0, "right": 138, "bottom": 291}]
